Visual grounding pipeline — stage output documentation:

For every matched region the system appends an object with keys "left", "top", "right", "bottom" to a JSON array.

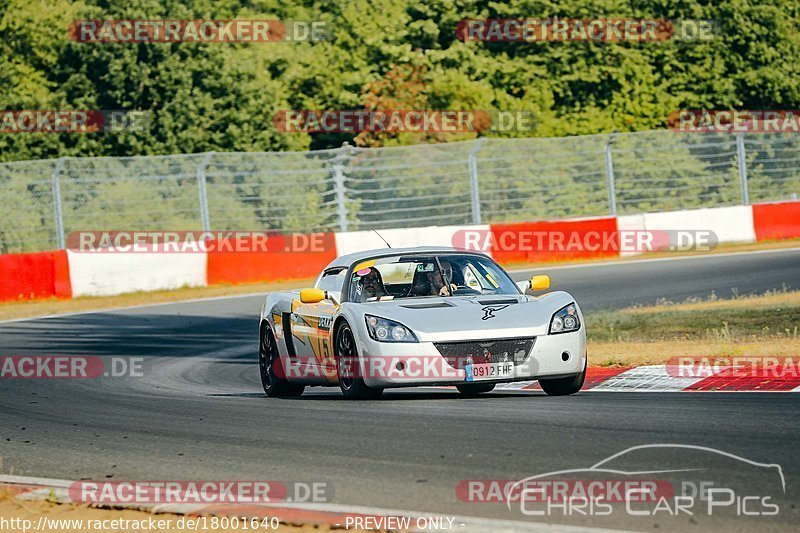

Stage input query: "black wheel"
[
  {"left": 539, "top": 359, "right": 586, "bottom": 396},
  {"left": 335, "top": 322, "right": 383, "bottom": 400},
  {"left": 259, "top": 325, "right": 304, "bottom": 398},
  {"left": 456, "top": 383, "right": 496, "bottom": 397}
]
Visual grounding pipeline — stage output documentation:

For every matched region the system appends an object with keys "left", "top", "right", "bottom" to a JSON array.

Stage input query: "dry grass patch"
[
  {"left": 586, "top": 289, "right": 800, "bottom": 367},
  {"left": 588, "top": 339, "right": 800, "bottom": 368}
]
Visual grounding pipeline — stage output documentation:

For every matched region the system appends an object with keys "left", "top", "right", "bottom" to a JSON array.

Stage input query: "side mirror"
[
  {"left": 299, "top": 288, "right": 326, "bottom": 304},
  {"left": 326, "top": 291, "right": 341, "bottom": 305},
  {"left": 530, "top": 275, "right": 551, "bottom": 291}
]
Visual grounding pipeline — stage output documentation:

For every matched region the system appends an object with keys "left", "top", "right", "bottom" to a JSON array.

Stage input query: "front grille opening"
[{"left": 434, "top": 337, "right": 536, "bottom": 369}]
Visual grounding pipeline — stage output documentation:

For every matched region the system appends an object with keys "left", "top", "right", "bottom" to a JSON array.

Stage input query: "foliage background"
[
  {"left": 0, "top": 1, "right": 798, "bottom": 253},
  {"left": 1, "top": 0, "right": 798, "bottom": 162}
]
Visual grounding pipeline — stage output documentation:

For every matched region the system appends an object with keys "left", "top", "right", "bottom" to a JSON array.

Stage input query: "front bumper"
[{"left": 357, "top": 330, "right": 586, "bottom": 389}]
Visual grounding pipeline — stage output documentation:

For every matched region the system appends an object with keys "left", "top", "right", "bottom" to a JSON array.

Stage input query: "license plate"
[{"left": 466, "top": 362, "right": 514, "bottom": 381}]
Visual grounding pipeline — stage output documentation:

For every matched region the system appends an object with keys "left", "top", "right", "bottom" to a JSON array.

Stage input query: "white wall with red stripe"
[{"left": 1, "top": 201, "right": 798, "bottom": 302}]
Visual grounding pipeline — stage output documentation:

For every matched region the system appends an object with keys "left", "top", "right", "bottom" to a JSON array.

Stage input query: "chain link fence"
[{"left": 1, "top": 130, "right": 799, "bottom": 253}]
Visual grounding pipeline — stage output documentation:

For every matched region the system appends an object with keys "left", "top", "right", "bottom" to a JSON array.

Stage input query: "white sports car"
[{"left": 258, "top": 246, "right": 586, "bottom": 399}]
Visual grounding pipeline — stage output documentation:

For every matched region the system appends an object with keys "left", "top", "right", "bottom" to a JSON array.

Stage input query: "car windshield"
[{"left": 348, "top": 253, "right": 518, "bottom": 303}]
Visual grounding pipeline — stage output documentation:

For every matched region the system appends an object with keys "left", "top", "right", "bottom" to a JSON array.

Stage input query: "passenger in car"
[
  {"left": 432, "top": 260, "right": 458, "bottom": 296},
  {"left": 409, "top": 260, "right": 458, "bottom": 297}
]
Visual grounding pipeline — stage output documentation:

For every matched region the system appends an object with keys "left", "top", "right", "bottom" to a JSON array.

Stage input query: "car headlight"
[
  {"left": 549, "top": 303, "right": 580, "bottom": 334},
  {"left": 365, "top": 315, "right": 418, "bottom": 342}
]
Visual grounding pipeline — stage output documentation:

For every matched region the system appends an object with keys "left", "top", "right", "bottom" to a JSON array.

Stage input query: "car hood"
[{"left": 351, "top": 291, "right": 577, "bottom": 342}]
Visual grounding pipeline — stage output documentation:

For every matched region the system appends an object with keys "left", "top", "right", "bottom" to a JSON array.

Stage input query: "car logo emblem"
[{"left": 481, "top": 304, "right": 510, "bottom": 320}]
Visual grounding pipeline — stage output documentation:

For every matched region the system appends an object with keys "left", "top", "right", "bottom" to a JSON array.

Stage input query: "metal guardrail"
[{"left": 0, "top": 130, "right": 798, "bottom": 253}]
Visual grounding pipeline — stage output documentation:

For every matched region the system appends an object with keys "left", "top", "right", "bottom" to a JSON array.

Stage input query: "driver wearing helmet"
[{"left": 356, "top": 267, "right": 388, "bottom": 302}]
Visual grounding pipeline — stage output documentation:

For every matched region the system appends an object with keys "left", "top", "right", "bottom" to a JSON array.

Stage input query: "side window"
[{"left": 317, "top": 269, "right": 346, "bottom": 293}]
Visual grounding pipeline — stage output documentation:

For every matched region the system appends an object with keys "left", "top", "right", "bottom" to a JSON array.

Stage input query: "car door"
[{"left": 289, "top": 269, "right": 345, "bottom": 376}]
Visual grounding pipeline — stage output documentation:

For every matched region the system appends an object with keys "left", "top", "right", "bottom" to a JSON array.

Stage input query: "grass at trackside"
[
  {"left": 588, "top": 288, "right": 800, "bottom": 342},
  {"left": 585, "top": 289, "right": 800, "bottom": 367}
]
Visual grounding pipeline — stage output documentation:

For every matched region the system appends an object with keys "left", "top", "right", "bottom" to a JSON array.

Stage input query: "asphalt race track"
[{"left": 1, "top": 248, "right": 799, "bottom": 531}]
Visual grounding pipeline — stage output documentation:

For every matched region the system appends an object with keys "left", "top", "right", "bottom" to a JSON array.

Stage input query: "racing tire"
[
  {"left": 335, "top": 322, "right": 383, "bottom": 400},
  {"left": 259, "top": 325, "right": 304, "bottom": 398},
  {"left": 539, "top": 359, "right": 586, "bottom": 396},
  {"left": 456, "top": 383, "right": 496, "bottom": 397}
]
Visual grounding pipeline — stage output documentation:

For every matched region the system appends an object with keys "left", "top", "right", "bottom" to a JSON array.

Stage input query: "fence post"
[
  {"left": 197, "top": 152, "right": 213, "bottom": 232},
  {"left": 468, "top": 138, "right": 485, "bottom": 225},
  {"left": 51, "top": 157, "right": 66, "bottom": 249},
  {"left": 604, "top": 133, "right": 617, "bottom": 216},
  {"left": 736, "top": 132, "right": 749, "bottom": 205},
  {"left": 333, "top": 142, "right": 350, "bottom": 232}
]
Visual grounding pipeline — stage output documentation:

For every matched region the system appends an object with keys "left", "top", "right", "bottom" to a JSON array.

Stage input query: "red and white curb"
[
  {"left": 0, "top": 475, "right": 620, "bottom": 532},
  {"left": 494, "top": 365, "right": 800, "bottom": 392}
]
